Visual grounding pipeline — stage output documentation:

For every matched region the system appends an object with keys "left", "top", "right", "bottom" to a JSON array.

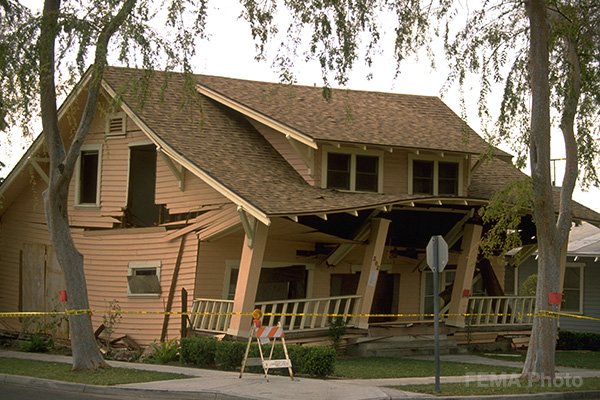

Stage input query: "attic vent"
[{"left": 105, "top": 112, "right": 126, "bottom": 137}]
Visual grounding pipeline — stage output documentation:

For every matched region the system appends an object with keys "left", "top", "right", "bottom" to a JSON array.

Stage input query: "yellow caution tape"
[{"left": 1, "top": 309, "right": 595, "bottom": 320}]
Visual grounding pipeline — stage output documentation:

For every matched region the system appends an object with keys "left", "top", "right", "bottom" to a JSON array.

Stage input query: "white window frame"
[
  {"left": 127, "top": 260, "right": 162, "bottom": 298},
  {"left": 74, "top": 144, "right": 102, "bottom": 207},
  {"left": 408, "top": 154, "right": 464, "bottom": 196},
  {"left": 223, "top": 261, "right": 314, "bottom": 300},
  {"left": 321, "top": 146, "right": 384, "bottom": 193},
  {"left": 562, "top": 263, "right": 584, "bottom": 314}
]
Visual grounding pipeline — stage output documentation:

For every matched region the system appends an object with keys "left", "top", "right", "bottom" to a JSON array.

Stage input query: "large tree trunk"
[
  {"left": 522, "top": 0, "right": 578, "bottom": 380},
  {"left": 522, "top": 0, "right": 558, "bottom": 380},
  {"left": 43, "top": 182, "right": 108, "bottom": 369},
  {"left": 39, "top": 0, "right": 108, "bottom": 370},
  {"left": 38, "top": 0, "right": 137, "bottom": 370}
]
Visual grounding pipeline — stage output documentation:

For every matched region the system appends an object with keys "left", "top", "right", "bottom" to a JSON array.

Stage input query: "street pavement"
[{"left": 2, "top": 350, "right": 600, "bottom": 399}]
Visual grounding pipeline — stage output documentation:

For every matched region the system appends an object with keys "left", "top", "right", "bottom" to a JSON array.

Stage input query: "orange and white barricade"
[{"left": 239, "top": 309, "right": 294, "bottom": 381}]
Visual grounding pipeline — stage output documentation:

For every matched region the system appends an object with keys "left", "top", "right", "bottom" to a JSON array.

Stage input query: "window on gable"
[
  {"left": 324, "top": 149, "right": 382, "bottom": 192},
  {"left": 412, "top": 160, "right": 434, "bottom": 194},
  {"left": 438, "top": 162, "right": 459, "bottom": 195},
  {"left": 127, "top": 261, "right": 161, "bottom": 296},
  {"left": 327, "top": 153, "right": 351, "bottom": 190},
  {"left": 355, "top": 155, "right": 379, "bottom": 192},
  {"left": 76, "top": 147, "right": 101, "bottom": 206},
  {"left": 409, "top": 156, "right": 462, "bottom": 196},
  {"left": 562, "top": 265, "right": 583, "bottom": 313}
]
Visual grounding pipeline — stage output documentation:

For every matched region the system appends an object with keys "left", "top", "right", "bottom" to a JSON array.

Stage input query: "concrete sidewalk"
[{"left": 2, "top": 350, "right": 600, "bottom": 400}]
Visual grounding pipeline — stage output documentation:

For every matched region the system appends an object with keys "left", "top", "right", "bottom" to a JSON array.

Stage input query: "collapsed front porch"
[
  {"left": 188, "top": 294, "right": 535, "bottom": 352},
  {"left": 188, "top": 201, "right": 540, "bottom": 349}
]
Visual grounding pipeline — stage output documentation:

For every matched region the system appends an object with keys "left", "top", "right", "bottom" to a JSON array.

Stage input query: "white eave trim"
[
  {"left": 101, "top": 80, "right": 271, "bottom": 227},
  {"left": 195, "top": 83, "right": 318, "bottom": 150}
]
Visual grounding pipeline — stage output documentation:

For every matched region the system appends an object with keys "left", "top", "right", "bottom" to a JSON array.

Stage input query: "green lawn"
[
  {"left": 397, "top": 377, "right": 600, "bottom": 396},
  {"left": 482, "top": 350, "right": 600, "bottom": 370},
  {"left": 333, "top": 357, "right": 521, "bottom": 379},
  {"left": 0, "top": 357, "right": 189, "bottom": 385}
]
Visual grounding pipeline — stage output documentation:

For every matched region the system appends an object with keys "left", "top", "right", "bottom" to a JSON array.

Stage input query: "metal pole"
[{"left": 433, "top": 238, "right": 441, "bottom": 393}]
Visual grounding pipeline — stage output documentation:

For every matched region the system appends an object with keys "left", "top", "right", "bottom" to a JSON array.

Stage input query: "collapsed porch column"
[
  {"left": 355, "top": 218, "right": 391, "bottom": 329},
  {"left": 446, "top": 223, "right": 483, "bottom": 327},
  {"left": 227, "top": 221, "right": 269, "bottom": 337}
]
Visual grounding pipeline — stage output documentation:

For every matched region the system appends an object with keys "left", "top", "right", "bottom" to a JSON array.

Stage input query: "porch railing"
[
  {"left": 190, "top": 295, "right": 362, "bottom": 334},
  {"left": 256, "top": 295, "right": 362, "bottom": 332},
  {"left": 466, "top": 295, "right": 536, "bottom": 326},
  {"left": 189, "top": 298, "right": 234, "bottom": 334}
]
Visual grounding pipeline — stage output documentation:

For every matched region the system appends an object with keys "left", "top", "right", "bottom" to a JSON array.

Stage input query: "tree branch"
[{"left": 62, "top": 0, "right": 137, "bottom": 178}]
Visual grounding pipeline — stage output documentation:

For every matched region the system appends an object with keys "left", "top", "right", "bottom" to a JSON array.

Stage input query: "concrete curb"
[{"left": 1, "top": 374, "right": 256, "bottom": 400}]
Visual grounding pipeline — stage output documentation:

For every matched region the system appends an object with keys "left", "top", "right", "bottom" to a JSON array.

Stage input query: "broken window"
[
  {"left": 126, "top": 144, "right": 159, "bottom": 227},
  {"left": 127, "top": 261, "right": 161, "bottom": 296}
]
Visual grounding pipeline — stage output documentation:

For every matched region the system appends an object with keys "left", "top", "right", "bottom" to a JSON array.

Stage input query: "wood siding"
[
  {"left": 75, "top": 228, "right": 198, "bottom": 345},
  {"left": 155, "top": 159, "right": 230, "bottom": 215}
]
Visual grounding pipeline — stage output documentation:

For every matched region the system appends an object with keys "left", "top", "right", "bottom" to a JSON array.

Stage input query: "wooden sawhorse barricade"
[{"left": 239, "top": 312, "right": 294, "bottom": 381}]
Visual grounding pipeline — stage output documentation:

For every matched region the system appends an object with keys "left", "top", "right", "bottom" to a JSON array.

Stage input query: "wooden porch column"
[
  {"left": 356, "top": 218, "right": 391, "bottom": 329},
  {"left": 446, "top": 223, "right": 483, "bottom": 327},
  {"left": 226, "top": 221, "right": 269, "bottom": 337}
]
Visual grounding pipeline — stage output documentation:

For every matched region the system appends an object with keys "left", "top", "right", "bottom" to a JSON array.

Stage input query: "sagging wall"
[
  {"left": 75, "top": 229, "right": 198, "bottom": 345},
  {"left": 0, "top": 92, "right": 233, "bottom": 345}
]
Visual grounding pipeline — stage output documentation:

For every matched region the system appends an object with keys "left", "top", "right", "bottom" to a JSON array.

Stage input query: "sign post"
[{"left": 426, "top": 235, "right": 448, "bottom": 394}]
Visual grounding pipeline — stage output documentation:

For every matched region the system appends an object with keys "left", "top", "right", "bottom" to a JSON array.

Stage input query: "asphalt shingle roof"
[
  {"left": 103, "top": 67, "right": 404, "bottom": 216},
  {"left": 197, "top": 75, "right": 509, "bottom": 157},
  {"left": 102, "top": 67, "right": 600, "bottom": 223}
]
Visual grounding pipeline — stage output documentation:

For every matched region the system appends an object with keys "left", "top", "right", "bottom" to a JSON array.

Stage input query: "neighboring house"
[
  {"left": 1, "top": 67, "right": 599, "bottom": 347},
  {"left": 506, "top": 222, "right": 600, "bottom": 333}
]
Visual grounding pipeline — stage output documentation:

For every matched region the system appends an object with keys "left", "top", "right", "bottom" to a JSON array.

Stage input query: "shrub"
[
  {"left": 145, "top": 339, "right": 179, "bottom": 364},
  {"left": 557, "top": 330, "right": 600, "bottom": 351},
  {"left": 215, "top": 340, "right": 247, "bottom": 371},
  {"left": 301, "top": 346, "right": 336, "bottom": 377},
  {"left": 180, "top": 336, "right": 217, "bottom": 367},
  {"left": 19, "top": 334, "right": 52, "bottom": 353},
  {"left": 328, "top": 317, "right": 347, "bottom": 352}
]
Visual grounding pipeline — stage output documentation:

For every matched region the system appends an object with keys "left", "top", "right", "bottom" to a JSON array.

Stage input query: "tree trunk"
[
  {"left": 39, "top": 0, "right": 107, "bottom": 370},
  {"left": 43, "top": 183, "right": 108, "bottom": 370},
  {"left": 521, "top": 0, "right": 558, "bottom": 380}
]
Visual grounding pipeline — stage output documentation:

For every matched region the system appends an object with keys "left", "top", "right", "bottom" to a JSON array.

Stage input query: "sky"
[{"left": 1, "top": 0, "right": 598, "bottom": 212}]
